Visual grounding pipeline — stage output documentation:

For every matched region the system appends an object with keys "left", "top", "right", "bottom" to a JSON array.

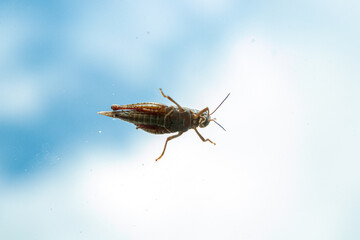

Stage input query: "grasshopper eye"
[{"left": 199, "top": 113, "right": 210, "bottom": 128}]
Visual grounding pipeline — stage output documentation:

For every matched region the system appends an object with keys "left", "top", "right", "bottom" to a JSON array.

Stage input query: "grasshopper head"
[
  {"left": 199, "top": 111, "right": 210, "bottom": 128},
  {"left": 193, "top": 92, "right": 230, "bottom": 130}
]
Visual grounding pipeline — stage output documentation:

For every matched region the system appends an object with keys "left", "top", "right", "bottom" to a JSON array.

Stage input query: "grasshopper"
[{"left": 98, "top": 89, "right": 229, "bottom": 161}]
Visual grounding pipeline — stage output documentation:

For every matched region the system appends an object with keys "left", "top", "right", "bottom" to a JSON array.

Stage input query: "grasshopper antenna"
[
  {"left": 210, "top": 93, "right": 230, "bottom": 115},
  {"left": 209, "top": 92, "right": 230, "bottom": 131},
  {"left": 211, "top": 118, "right": 226, "bottom": 131}
]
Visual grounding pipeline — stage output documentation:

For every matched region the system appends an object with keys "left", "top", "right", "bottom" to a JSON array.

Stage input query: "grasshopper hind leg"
[
  {"left": 155, "top": 132, "right": 183, "bottom": 161},
  {"left": 111, "top": 104, "right": 121, "bottom": 110},
  {"left": 159, "top": 88, "right": 184, "bottom": 112}
]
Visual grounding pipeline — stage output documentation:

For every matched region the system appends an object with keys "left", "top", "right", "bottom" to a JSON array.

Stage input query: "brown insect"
[{"left": 98, "top": 88, "right": 229, "bottom": 161}]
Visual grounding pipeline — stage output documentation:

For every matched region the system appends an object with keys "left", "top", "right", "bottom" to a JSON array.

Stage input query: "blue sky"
[{"left": 0, "top": 0, "right": 359, "bottom": 239}]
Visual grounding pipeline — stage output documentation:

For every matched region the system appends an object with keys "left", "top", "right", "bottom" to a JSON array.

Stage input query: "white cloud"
[
  {"left": 0, "top": 78, "right": 43, "bottom": 123},
  {"left": 73, "top": 137, "right": 296, "bottom": 239}
]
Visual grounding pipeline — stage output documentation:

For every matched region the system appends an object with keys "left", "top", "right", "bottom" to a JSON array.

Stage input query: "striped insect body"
[{"left": 98, "top": 89, "right": 229, "bottom": 161}]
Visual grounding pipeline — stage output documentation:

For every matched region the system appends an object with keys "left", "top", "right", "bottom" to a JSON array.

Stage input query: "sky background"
[{"left": 0, "top": 0, "right": 359, "bottom": 239}]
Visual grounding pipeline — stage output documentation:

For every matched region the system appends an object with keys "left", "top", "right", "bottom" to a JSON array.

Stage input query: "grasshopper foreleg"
[
  {"left": 194, "top": 128, "right": 216, "bottom": 145},
  {"left": 194, "top": 107, "right": 209, "bottom": 119},
  {"left": 159, "top": 88, "right": 184, "bottom": 112},
  {"left": 156, "top": 131, "right": 183, "bottom": 161}
]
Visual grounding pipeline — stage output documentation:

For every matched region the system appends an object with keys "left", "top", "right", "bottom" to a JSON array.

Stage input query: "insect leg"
[
  {"left": 194, "top": 107, "right": 209, "bottom": 119},
  {"left": 159, "top": 88, "right": 184, "bottom": 112},
  {"left": 155, "top": 131, "right": 183, "bottom": 161},
  {"left": 194, "top": 128, "right": 216, "bottom": 145}
]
